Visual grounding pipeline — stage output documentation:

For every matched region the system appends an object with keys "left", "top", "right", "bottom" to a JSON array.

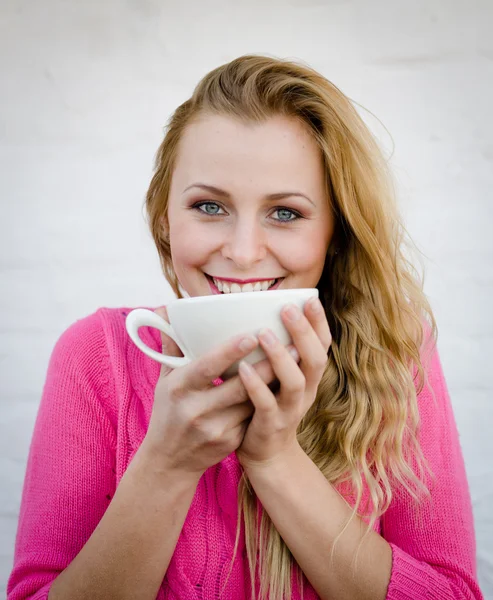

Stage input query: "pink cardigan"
[{"left": 7, "top": 308, "right": 484, "bottom": 599}]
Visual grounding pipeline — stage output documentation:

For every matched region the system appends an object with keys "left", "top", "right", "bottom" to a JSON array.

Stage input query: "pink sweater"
[{"left": 7, "top": 307, "right": 484, "bottom": 599}]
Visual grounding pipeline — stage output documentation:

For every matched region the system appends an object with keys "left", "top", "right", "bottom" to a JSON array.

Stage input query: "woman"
[{"left": 8, "top": 55, "right": 483, "bottom": 599}]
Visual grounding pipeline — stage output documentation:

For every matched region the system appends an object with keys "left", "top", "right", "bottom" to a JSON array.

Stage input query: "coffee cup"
[{"left": 125, "top": 288, "right": 318, "bottom": 378}]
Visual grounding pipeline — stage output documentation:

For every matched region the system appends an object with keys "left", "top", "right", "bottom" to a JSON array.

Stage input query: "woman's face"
[{"left": 166, "top": 113, "right": 334, "bottom": 297}]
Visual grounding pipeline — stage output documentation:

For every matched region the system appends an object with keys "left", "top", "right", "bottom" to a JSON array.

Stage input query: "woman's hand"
[
  {"left": 236, "top": 297, "right": 332, "bottom": 469},
  {"left": 139, "top": 307, "right": 300, "bottom": 481}
]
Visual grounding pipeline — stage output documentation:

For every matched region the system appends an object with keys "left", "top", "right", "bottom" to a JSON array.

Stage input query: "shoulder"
[
  {"left": 54, "top": 305, "right": 159, "bottom": 356},
  {"left": 54, "top": 304, "right": 164, "bottom": 377},
  {"left": 53, "top": 307, "right": 132, "bottom": 360},
  {"left": 415, "top": 319, "right": 448, "bottom": 409},
  {"left": 49, "top": 306, "right": 161, "bottom": 390},
  {"left": 46, "top": 307, "right": 161, "bottom": 422},
  {"left": 46, "top": 308, "right": 130, "bottom": 395}
]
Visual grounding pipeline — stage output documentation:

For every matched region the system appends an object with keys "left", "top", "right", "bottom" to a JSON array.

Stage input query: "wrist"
[
  {"left": 132, "top": 441, "right": 203, "bottom": 490},
  {"left": 237, "top": 440, "right": 304, "bottom": 474}
]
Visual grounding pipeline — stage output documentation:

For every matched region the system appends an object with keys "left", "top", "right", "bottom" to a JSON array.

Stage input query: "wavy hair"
[{"left": 145, "top": 55, "right": 438, "bottom": 600}]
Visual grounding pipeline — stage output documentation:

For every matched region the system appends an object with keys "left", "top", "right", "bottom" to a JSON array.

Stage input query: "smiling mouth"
[{"left": 205, "top": 274, "right": 284, "bottom": 294}]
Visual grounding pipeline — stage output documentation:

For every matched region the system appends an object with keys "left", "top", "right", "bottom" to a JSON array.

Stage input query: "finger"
[
  {"left": 154, "top": 307, "right": 184, "bottom": 378},
  {"left": 188, "top": 401, "right": 253, "bottom": 452},
  {"left": 211, "top": 400, "right": 254, "bottom": 430},
  {"left": 251, "top": 344, "right": 300, "bottom": 385},
  {"left": 281, "top": 303, "right": 329, "bottom": 385},
  {"left": 238, "top": 359, "right": 277, "bottom": 415},
  {"left": 230, "top": 419, "right": 250, "bottom": 448},
  {"left": 257, "top": 329, "right": 306, "bottom": 405},
  {"left": 303, "top": 297, "right": 332, "bottom": 352},
  {"left": 210, "top": 344, "right": 300, "bottom": 411},
  {"left": 184, "top": 334, "right": 259, "bottom": 390}
]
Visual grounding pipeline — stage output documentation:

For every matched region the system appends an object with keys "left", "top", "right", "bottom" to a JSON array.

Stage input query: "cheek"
[
  {"left": 169, "top": 222, "right": 215, "bottom": 268},
  {"left": 280, "top": 235, "right": 328, "bottom": 274}
]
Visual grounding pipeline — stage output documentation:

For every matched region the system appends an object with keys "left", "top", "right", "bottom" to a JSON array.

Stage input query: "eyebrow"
[{"left": 183, "top": 183, "right": 315, "bottom": 207}]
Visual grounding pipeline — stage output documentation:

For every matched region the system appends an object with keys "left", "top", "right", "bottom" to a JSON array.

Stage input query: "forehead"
[{"left": 171, "top": 113, "right": 326, "bottom": 197}]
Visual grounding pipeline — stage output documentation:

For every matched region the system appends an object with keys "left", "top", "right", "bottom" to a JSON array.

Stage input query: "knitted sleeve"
[
  {"left": 7, "top": 311, "right": 117, "bottom": 600},
  {"left": 383, "top": 345, "right": 484, "bottom": 599}
]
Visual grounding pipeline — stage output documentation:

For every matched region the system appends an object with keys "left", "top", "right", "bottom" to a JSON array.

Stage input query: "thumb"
[{"left": 154, "top": 306, "right": 184, "bottom": 377}]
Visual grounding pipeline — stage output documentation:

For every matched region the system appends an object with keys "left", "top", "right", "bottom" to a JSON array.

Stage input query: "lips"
[{"left": 205, "top": 274, "right": 284, "bottom": 295}]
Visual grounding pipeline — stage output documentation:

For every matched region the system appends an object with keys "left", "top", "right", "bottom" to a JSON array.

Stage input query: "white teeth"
[{"left": 212, "top": 277, "right": 278, "bottom": 293}]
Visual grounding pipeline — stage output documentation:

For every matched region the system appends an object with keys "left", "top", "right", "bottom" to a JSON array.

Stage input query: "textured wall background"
[{"left": 1, "top": 0, "right": 492, "bottom": 596}]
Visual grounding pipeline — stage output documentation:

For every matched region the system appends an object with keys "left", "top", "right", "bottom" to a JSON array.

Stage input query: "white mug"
[{"left": 125, "top": 288, "right": 319, "bottom": 378}]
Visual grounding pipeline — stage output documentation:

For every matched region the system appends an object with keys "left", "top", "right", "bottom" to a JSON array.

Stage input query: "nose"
[{"left": 221, "top": 219, "right": 267, "bottom": 269}]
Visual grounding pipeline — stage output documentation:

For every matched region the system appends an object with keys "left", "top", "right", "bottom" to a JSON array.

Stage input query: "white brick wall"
[{"left": 1, "top": 0, "right": 492, "bottom": 596}]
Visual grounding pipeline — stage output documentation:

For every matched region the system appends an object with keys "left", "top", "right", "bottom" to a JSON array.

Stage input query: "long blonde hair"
[{"left": 145, "top": 55, "right": 438, "bottom": 600}]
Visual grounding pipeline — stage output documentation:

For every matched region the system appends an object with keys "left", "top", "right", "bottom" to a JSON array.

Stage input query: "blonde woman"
[{"left": 8, "top": 55, "right": 484, "bottom": 600}]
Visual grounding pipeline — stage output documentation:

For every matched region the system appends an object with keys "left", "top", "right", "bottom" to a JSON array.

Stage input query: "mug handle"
[{"left": 125, "top": 308, "right": 191, "bottom": 369}]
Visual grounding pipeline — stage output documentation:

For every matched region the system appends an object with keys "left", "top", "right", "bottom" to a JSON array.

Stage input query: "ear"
[{"left": 159, "top": 215, "right": 170, "bottom": 242}]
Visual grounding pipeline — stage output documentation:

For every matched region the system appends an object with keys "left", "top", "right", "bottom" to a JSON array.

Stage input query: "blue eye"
[
  {"left": 191, "top": 202, "right": 302, "bottom": 223},
  {"left": 273, "top": 208, "right": 299, "bottom": 222},
  {"left": 194, "top": 202, "right": 224, "bottom": 215}
]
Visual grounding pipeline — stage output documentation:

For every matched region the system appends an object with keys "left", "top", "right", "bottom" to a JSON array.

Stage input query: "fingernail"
[
  {"left": 259, "top": 328, "right": 276, "bottom": 346},
  {"left": 239, "top": 336, "right": 257, "bottom": 353},
  {"left": 239, "top": 360, "right": 254, "bottom": 377},
  {"left": 284, "top": 304, "right": 301, "bottom": 321}
]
